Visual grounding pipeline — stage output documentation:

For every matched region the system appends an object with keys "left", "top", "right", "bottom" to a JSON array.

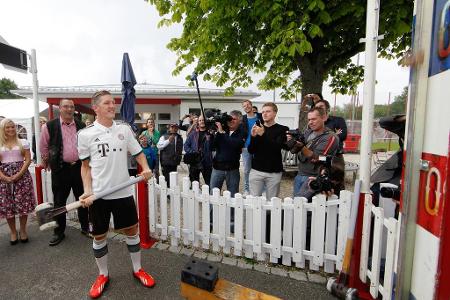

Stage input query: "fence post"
[
  {"left": 148, "top": 178, "right": 157, "bottom": 235},
  {"left": 201, "top": 185, "right": 210, "bottom": 249},
  {"left": 211, "top": 188, "right": 221, "bottom": 252},
  {"left": 370, "top": 206, "right": 384, "bottom": 298},
  {"left": 244, "top": 197, "right": 253, "bottom": 258},
  {"left": 234, "top": 193, "right": 244, "bottom": 256},
  {"left": 282, "top": 198, "right": 294, "bottom": 266},
  {"left": 269, "top": 197, "right": 282, "bottom": 263},
  {"left": 171, "top": 173, "right": 181, "bottom": 246},
  {"left": 252, "top": 196, "right": 263, "bottom": 260},
  {"left": 34, "top": 165, "right": 44, "bottom": 204},
  {"left": 182, "top": 177, "right": 191, "bottom": 245},
  {"left": 160, "top": 175, "right": 168, "bottom": 241},
  {"left": 293, "top": 197, "right": 307, "bottom": 268},
  {"left": 324, "top": 195, "right": 339, "bottom": 273},
  {"left": 222, "top": 191, "right": 232, "bottom": 254},
  {"left": 192, "top": 181, "right": 201, "bottom": 247},
  {"left": 311, "top": 194, "right": 326, "bottom": 270},
  {"left": 383, "top": 217, "right": 398, "bottom": 300},
  {"left": 360, "top": 196, "right": 373, "bottom": 282},
  {"left": 137, "top": 175, "right": 155, "bottom": 249}
]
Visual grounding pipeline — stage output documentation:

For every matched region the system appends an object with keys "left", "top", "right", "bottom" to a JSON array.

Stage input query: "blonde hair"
[
  {"left": 0, "top": 118, "right": 24, "bottom": 155},
  {"left": 91, "top": 90, "right": 112, "bottom": 106}
]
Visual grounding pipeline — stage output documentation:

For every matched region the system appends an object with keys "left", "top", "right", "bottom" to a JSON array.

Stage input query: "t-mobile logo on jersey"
[{"left": 97, "top": 143, "right": 110, "bottom": 157}]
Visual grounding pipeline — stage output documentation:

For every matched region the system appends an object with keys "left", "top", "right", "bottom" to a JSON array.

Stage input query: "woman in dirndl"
[{"left": 0, "top": 118, "right": 36, "bottom": 245}]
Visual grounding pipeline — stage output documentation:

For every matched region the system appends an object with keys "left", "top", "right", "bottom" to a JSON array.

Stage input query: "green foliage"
[
  {"left": 390, "top": 86, "right": 407, "bottom": 115},
  {"left": 0, "top": 78, "right": 23, "bottom": 99},
  {"left": 150, "top": 0, "right": 413, "bottom": 99}
]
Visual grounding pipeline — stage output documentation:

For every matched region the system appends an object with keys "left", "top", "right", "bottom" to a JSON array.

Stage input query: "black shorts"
[{"left": 88, "top": 196, "right": 138, "bottom": 235}]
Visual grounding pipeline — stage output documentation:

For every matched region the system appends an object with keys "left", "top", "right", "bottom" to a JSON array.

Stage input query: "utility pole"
[
  {"left": 359, "top": 0, "right": 382, "bottom": 192},
  {"left": 30, "top": 49, "right": 41, "bottom": 164}
]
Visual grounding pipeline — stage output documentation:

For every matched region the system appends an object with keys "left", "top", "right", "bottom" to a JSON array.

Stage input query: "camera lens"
[
  {"left": 309, "top": 179, "right": 321, "bottom": 192},
  {"left": 380, "top": 187, "right": 401, "bottom": 200}
]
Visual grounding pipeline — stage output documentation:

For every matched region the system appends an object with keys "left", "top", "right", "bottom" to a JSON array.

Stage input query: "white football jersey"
[{"left": 77, "top": 120, "right": 142, "bottom": 199}]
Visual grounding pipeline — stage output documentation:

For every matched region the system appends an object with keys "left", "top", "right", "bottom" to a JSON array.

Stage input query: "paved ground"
[
  {"left": 0, "top": 153, "right": 383, "bottom": 299},
  {"left": 0, "top": 218, "right": 336, "bottom": 300}
]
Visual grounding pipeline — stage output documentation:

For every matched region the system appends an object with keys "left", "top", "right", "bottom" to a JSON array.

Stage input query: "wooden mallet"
[{"left": 35, "top": 176, "right": 145, "bottom": 231}]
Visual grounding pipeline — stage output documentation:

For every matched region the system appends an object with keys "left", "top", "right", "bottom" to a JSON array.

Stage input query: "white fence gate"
[
  {"left": 359, "top": 184, "right": 400, "bottom": 300},
  {"left": 148, "top": 172, "right": 354, "bottom": 273}
]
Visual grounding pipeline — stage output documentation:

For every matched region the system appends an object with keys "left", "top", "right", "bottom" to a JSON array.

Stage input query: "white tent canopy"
[
  {"left": 0, "top": 99, "right": 47, "bottom": 146},
  {"left": 0, "top": 98, "right": 47, "bottom": 119}
]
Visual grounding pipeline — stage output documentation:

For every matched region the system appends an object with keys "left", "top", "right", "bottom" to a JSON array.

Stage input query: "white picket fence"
[
  {"left": 148, "top": 172, "right": 354, "bottom": 273},
  {"left": 359, "top": 183, "right": 400, "bottom": 300}
]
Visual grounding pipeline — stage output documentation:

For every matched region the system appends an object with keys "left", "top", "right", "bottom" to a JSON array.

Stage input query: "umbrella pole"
[{"left": 191, "top": 72, "right": 206, "bottom": 121}]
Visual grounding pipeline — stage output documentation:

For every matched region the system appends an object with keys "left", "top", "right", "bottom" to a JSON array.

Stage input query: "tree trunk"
[{"left": 297, "top": 56, "right": 326, "bottom": 130}]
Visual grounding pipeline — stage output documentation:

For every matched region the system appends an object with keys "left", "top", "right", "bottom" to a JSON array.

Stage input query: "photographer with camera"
[
  {"left": 287, "top": 107, "right": 339, "bottom": 197},
  {"left": 157, "top": 123, "right": 183, "bottom": 187},
  {"left": 315, "top": 99, "right": 347, "bottom": 188},
  {"left": 179, "top": 113, "right": 199, "bottom": 136},
  {"left": 183, "top": 115, "right": 214, "bottom": 185},
  {"left": 248, "top": 102, "right": 289, "bottom": 199},
  {"left": 297, "top": 157, "right": 345, "bottom": 201},
  {"left": 209, "top": 110, "right": 245, "bottom": 197}
]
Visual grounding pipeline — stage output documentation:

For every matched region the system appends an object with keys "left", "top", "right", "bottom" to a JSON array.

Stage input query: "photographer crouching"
[{"left": 286, "top": 107, "right": 340, "bottom": 199}]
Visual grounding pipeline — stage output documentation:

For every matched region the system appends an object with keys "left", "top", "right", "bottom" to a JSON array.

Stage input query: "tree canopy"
[
  {"left": 150, "top": 0, "right": 413, "bottom": 99},
  {"left": 0, "top": 78, "right": 23, "bottom": 99}
]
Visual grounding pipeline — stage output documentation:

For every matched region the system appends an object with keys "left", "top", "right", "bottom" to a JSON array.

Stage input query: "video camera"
[
  {"left": 380, "top": 186, "right": 401, "bottom": 200},
  {"left": 309, "top": 156, "right": 336, "bottom": 193},
  {"left": 204, "top": 109, "right": 233, "bottom": 131},
  {"left": 190, "top": 72, "right": 232, "bottom": 132}
]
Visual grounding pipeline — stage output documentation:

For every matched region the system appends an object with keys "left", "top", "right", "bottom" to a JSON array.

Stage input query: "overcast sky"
[{"left": 1, "top": 0, "right": 410, "bottom": 106}]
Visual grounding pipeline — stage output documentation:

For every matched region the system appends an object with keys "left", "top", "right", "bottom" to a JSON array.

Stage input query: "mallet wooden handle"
[{"left": 66, "top": 176, "right": 146, "bottom": 211}]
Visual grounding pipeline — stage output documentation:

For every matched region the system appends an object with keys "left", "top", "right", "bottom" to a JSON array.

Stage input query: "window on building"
[{"left": 158, "top": 113, "right": 171, "bottom": 121}]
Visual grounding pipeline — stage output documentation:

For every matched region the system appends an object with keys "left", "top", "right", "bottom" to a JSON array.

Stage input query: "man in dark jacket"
[
  {"left": 39, "top": 99, "right": 89, "bottom": 246},
  {"left": 157, "top": 123, "right": 183, "bottom": 187},
  {"left": 184, "top": 116, "right": 214, "bottom": 185},
  {"left": 210, "top": 110, "right": 245, "bottom": 197}
]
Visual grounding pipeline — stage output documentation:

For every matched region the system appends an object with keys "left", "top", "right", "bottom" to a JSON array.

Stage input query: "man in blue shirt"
[{"left": 241, "top": 100, "right": 263, "bottom": 196}]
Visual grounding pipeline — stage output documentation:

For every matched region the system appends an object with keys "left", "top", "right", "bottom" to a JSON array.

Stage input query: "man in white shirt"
[{"left": 77, "top": 90, "right": 154, "bottom": 299}]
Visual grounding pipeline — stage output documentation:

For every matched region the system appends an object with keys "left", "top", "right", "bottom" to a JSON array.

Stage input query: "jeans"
[
  {"left": 242, "top": 148, "right": 252, "bottom": 193},
  {"left": 294, "top": 174, "right": 310, "bottom": 197},
  {"left": 209, "top": 168, "right": 240, "bottom": 197}
]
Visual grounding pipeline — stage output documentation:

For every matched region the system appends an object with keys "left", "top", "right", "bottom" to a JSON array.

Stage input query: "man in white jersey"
[{"left": 77, "top": 90, "right": 154, "bottom": 299}]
